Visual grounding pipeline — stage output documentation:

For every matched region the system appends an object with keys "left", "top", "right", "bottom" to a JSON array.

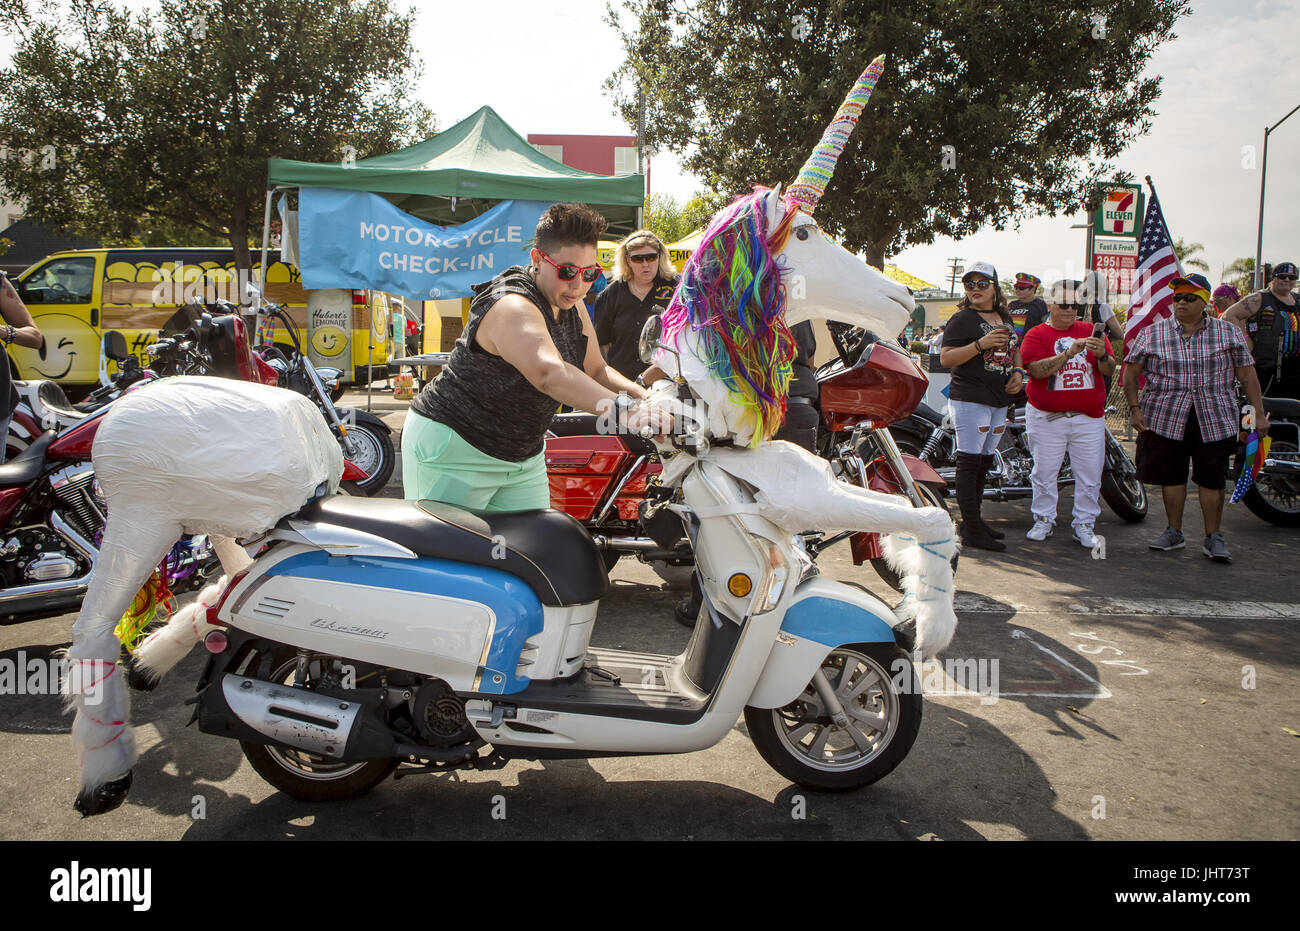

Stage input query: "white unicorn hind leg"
[
  {"left": 130, "top": 534, "right": 251, "bottom": 688},
  {"left": 63, "top": 514, "right": 183, "bottom": 816}
]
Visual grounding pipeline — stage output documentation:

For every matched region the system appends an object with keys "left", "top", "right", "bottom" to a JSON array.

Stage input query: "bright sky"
[
  {"left": 4, "top": 0, "right": 1298, "bottom": 291},
  {"left": 404, "top": 0, "right": 1300, "bottom": 291}
]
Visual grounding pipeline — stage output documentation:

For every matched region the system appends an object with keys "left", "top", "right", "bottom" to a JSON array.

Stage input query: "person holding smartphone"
[
  {"left": 1018, "top": 281, "right": 1115, "bottom": 547},
  {"left": 939, "top": 261, "right": 1024, "bottom": 550}
]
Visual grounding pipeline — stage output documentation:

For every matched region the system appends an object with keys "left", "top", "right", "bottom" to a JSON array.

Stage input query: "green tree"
[
  {"left": 642, "top": 190, "right": 725, "bottom": 242},
  {"left": 1222, "top": 256, "right": 1257, "bottom": 294},
  {"left": 0, "top": 0, "right": 433, "bottom": 274},
  {"left": 1173, "top": 237, "right": 1210, "bottom": 272},
  {"left": 642, "top": 192, "right": 692, "bottom": 242},
  {"left": 607, "top": 0, "right": 1189, "bottom": 268}
]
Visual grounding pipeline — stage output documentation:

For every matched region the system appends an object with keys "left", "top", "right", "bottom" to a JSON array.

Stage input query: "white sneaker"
[
  {"left": 1026, "top": 518, "right": 1054, "bottom": 541},
  {"left": 1073, "top": 523, "right": 1100, "bottom": 549}
]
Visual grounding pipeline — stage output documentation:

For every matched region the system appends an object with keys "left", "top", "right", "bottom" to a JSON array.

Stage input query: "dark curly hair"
[{"left": 534, "top": 203, "right": 608, "bottom": 254}]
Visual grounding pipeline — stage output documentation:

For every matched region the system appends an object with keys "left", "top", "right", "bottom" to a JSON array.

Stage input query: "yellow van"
[{"left": 8, "top": 247, "right": 393, "bottom": 388}]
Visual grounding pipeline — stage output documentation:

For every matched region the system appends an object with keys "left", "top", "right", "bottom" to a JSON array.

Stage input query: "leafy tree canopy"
[
  {"left": 642, "top": 190, "right": 724, "bottom": 242},
  {"left": 607, "top": 0, "right": 1190, "bottom": 267},
  {"left": 0, "top": 0, "right": 434, "bottom": 270}
]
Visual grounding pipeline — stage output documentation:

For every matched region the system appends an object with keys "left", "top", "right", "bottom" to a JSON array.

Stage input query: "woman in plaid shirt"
[{"left": 1123, "top": 274, "right": 1269, "bottom": 562}]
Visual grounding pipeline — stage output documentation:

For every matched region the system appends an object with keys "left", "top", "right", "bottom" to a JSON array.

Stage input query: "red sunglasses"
[{"left": 539, "top": 252, "right": 602, "bottom": 283}]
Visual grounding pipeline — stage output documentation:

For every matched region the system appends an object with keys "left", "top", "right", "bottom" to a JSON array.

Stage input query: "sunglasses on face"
[
  {"left": 1171, "top": 293, "right": 1202, "bottom": 304},
  {"left": 964, "top": 279, "right": 993, "bottom": 290},
  {"left": 1014, "top": 284, "right": 1035, "bottom": 290},
  {"left": 628, "top": 252, "right": 660, "bottom": 264},
  {"left": 1056, "top": 303, "right": 1083, "bottom": 312},
  {"left": 1275, "top": 274, "right": 1297, "bottom": 281},
  {"left": 539, "top": 252, "right": 602, "bottom": 283}
]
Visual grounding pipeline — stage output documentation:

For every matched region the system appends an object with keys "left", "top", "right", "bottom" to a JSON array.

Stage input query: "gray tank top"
[{"left": 410, "top": 266, "right": 588, "bottom": 462}]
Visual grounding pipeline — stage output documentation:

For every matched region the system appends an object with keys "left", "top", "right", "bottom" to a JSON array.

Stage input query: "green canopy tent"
[{"left": 260, "top": 105, "right": 646, "bottom": 276}]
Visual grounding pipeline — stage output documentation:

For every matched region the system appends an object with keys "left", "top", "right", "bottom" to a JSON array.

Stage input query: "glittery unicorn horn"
[{"left": 785, "top": 54, "right": 886, "bottom": 215}]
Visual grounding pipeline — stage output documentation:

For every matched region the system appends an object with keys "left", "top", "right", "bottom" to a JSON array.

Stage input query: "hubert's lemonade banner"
[{"left": 298, "top": 189, "right": 550, "bottom": 301}]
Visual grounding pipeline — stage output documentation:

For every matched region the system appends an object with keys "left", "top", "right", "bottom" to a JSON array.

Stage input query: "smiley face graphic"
[
  {"left": 311, "top": 325, "right": 348, "bottom": 357},
  {"left": 10, "top": 313, "right": 101, "bottom": 383}
]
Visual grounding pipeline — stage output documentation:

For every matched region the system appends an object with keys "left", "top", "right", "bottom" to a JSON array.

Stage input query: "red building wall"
[{"left": 526, "top": 134, "right": 637, "bottom": 175}]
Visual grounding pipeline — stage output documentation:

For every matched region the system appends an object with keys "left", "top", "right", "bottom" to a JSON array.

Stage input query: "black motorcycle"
[
  {"left": 889, "top": 400, "right": 1148, "bottom": 523},
  {"left": 1237, "top": 398, "right": 1300, "bottom": 527}
]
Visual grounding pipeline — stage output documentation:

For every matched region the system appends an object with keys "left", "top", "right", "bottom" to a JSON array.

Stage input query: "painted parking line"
[{"left": 954, "top": 593, "right": 1300, "bottom": 620}]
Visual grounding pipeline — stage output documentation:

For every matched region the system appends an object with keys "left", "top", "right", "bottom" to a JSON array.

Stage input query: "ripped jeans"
[{"left": 949, "top": 400, "right": 1008, "bottom": 455}]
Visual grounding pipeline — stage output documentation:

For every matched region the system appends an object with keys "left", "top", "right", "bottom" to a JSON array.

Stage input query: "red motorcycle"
[
  {"left": 0, "top": 315, "right": 368, "bottom": 623},
  {"left": 545, "top": 327, "right": 950, "bottom": 590}
]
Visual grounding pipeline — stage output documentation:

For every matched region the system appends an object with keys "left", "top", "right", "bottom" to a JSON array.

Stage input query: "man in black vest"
[{"left": 1223, "top": 261, "right": 1300, "bottom": 398}]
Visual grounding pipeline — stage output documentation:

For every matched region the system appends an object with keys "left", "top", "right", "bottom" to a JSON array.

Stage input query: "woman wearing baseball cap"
[{"left": 939, "top": 261, "right": 1024, "bottom": 550}]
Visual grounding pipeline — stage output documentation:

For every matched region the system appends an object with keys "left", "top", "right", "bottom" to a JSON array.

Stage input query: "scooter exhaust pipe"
[
  {"left": 214, "top": 673, "right": 396, "bottom": 761},
  {"left": 0, "top": 513, "right": 99, "bottom": 615}
]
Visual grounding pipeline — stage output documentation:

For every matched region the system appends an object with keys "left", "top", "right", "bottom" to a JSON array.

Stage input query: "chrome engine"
[
  {"left": 49, "top": 465, "right": 106, "bottom": 544},
  {"left": 1, "top": 524, "right": 86, "bottom": 583}
]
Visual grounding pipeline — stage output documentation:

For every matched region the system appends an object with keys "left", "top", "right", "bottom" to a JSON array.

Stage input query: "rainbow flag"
[{"left": 1230, "top": 432, "right": 1272, "bottom": 503}]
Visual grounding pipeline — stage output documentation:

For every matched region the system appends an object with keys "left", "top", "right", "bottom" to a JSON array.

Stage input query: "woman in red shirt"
[{"left": 1018, "top": 280, "right": 1115, "bottom": 547}]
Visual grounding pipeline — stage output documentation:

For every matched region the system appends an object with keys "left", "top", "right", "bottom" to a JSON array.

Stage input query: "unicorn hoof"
[
  {"left": 123, "top": 655, "right": 160, "bottom": 692},
  {"left": 891, "top": 618, "right": 917, "bottom": 653},
  {"left": 74, "top": 771, "right": 133, "bottom": 817}
]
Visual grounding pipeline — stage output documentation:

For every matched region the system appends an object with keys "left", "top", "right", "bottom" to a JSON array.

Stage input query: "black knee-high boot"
[
  {"left": 976, "top": 454, "right": 1005, "bottom": 539},
  {"left": 956, "top": 452, "right": 1005, "bottom": 551}
]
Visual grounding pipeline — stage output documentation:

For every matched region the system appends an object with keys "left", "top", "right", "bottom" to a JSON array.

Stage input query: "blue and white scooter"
[{"left": 192, "top": 335, "right": 923, "bottom": 801}]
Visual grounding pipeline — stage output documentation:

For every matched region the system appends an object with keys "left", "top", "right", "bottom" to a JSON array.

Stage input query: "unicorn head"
[{"left": 659, "top": 56, "right": 913, "bottom": 446}]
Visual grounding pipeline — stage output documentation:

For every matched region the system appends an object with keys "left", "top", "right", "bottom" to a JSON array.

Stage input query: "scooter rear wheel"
[
  {"left": 745, "top": 642, "right": 921, "bottom": 791},
  {"left": 239, "top": 652, "right": 397, "bottom": 802}
]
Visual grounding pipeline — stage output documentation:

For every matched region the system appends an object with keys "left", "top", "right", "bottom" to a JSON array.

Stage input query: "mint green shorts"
[{"left": 401, "top": 411, "right": 550, "bottom": 512}]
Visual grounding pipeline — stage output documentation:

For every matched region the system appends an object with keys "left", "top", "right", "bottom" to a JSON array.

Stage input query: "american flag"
[{"left": 1123, "top": 189, "right": 1183, "bottom": 360}]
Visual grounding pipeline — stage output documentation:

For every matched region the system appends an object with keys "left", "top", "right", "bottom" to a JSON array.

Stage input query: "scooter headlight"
[{"left": 751, "top": 541, "right": 789, "bottom": 615}]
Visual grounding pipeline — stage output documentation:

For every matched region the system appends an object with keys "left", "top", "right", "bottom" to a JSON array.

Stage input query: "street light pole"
[{"left": 1255, "top": 102, "right": 1300, "bottom": 291}]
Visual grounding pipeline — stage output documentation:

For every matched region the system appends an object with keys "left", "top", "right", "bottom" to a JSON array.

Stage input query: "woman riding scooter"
[{"left": 402, "top": 203, "right": 670, "bottom": 510}]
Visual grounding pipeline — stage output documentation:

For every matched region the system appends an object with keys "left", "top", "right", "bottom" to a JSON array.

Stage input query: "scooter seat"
[
  {"left": 292, "top": 495, "right": 609, "bottom": 607},
  {"left": 548, "top": 412, "right": 657, "bottom": 455},
  {"left": 0, "top": 430, "right": 57, "bottom": 488},
  {"left": 1262, "top": 397, "right": 1300, "bottom": 419}
]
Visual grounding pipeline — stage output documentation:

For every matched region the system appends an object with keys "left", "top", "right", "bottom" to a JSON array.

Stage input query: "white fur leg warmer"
[
  {"left": 60, "top": 632, "right": 134, "bottom": 792},
  {"left": 881, "top": 531, "right": 959, "bottom": 660},
  {"left": 132, "top": 575, "right": 228, "bottom": 684}
]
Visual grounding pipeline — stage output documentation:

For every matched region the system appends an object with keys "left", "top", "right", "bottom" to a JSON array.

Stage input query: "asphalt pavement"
[{"left": 0, "top": 391, "right": 1295, "bottom": 841}]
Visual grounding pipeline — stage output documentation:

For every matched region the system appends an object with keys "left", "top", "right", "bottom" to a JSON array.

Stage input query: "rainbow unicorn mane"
[{"left": 661, "top": 188, "right": 798, "bottom": 447}]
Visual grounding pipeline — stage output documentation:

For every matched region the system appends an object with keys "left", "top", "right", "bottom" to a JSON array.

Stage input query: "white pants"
[{"left": 1025, "top": 405, "right": 1105, "bottom": 527}]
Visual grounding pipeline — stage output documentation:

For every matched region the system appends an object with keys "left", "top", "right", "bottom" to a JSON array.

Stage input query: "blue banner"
[{"left": 297, "top": 189, "right": 550, "bottom": 300}]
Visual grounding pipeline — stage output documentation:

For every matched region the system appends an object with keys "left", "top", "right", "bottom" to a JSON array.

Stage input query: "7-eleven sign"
[{"left": 1094, "top": 183, "right": 1145, "bottom": 239}]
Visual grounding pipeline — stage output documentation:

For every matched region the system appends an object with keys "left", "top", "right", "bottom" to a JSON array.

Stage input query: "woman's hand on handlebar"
[{"left": 625, "top": 398, "right": 675, "bottom": 436}]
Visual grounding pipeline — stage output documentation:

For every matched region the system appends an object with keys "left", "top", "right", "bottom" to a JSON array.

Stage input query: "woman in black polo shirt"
[{"left": 594, "top": 230, "right": 680, "bottom": 381}]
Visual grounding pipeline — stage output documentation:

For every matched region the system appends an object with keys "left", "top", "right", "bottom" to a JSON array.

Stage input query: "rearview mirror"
[{"left": 638, "top": 313, "right": 663, "bottom": 364}]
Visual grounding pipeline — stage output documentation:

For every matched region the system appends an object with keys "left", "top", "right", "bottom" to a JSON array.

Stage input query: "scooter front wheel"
[{"left": 745, "top": 643, "right": 921, "bottom": 791}]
